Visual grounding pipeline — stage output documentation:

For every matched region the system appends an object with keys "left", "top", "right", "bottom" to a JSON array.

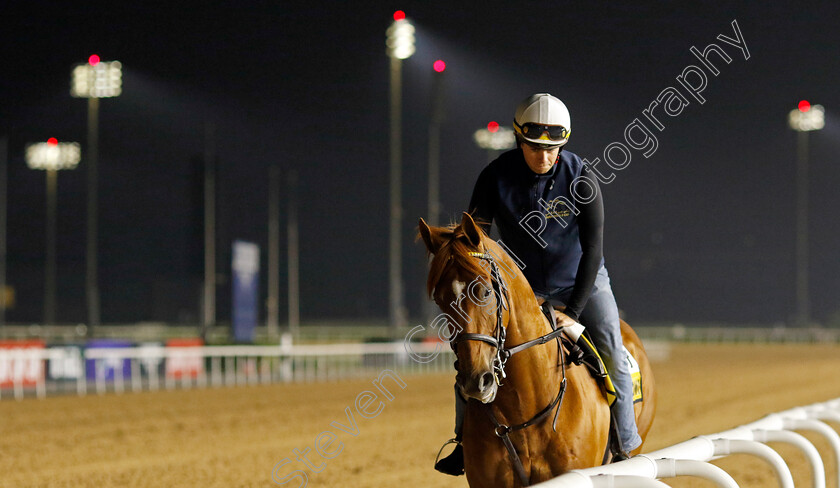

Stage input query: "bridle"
[
  {"left": 449, "top": 251, "right": 511, "bottom": 384},
  {"left": 449, "top": 251, "right": 569, "bottom": 386},
  {"left": 444, "top": 248, "right": 570, "bottom": 487}
]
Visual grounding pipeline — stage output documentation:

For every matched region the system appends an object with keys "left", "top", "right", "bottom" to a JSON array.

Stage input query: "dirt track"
[{"left": 2, "top": 343, "right": 840, "bottom": 487}]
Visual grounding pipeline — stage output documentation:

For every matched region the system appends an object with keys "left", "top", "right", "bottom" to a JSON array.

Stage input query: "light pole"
[
  {"left": 427, "top": 60, "right": 446, "bottom": 228},
  {"left": 787, "top": 100, "right": 824, "bottom": 326},
  {"left": 386, "top": 10, "right": 415, "bottom": 333},
  {"left": 267, "top": 166, "right": 280, "bottom": 340},
  {"left": 287, "top": 170, "right": 300, "bottom": 338},
  {"left": 474, "top": 121, "right": 517, "bottom": 161},
  {"left": 25, "top": 138, "right": 81, "bottom": 325},
  {"left": 424, "top": 59, "right": 446, "bottom": 323},
  {"left": 0, "top": 136, "right": 7, "bottom": 326},
  {"left": 202, "top": 122, "right": 216, "bottom": 339},
  {"left": 71, "top": 54, "right": 122, "bottom": 333}
]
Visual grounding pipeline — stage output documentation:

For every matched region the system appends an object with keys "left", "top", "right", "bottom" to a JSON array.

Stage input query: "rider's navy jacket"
[{"left": 468, "top": 147, "right": 604, "bottom": 321}]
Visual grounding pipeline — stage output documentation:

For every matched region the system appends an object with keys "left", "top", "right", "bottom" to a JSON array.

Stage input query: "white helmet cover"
[{"left": 513, "top": 93, "right": 571, "bottom": 147}]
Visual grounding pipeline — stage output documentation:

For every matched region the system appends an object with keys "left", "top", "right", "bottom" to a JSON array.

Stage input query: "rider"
[{"left": 434, "top": 93, "right": 641, "bottom": 476}]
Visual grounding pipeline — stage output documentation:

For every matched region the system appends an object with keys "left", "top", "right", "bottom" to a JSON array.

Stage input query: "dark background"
[{"left": 1, "top": 1, "right": 838, "bottom": 326}]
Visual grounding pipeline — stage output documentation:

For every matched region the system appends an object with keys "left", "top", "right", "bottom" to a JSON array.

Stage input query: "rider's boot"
[
  {"left": 434, "top": 439, "right": 464, "bottom": 476},
  {"left": 434, "top": 384, "right": 467, "bottom": 476},
  {"left": 609, "top": 424, "right": 632, "bottom": 463}
]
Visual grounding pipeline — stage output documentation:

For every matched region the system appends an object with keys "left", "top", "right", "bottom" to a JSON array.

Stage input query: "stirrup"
[
  {"left": 610, "top": 449, "right": 631, "bottom": 463},
  {"left": 435, "top": 438, "right": 460, "bottom": 464},
  {"left": 434, "top": 438, "right": 464, "bottom": 476}
]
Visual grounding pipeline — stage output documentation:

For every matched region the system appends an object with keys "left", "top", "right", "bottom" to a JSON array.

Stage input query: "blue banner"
[
  {"left": 85, "top": 339, "right": 133, "bottom": 381},
  {"left": 232, "top": 240, "right": 260, "bottom": 343}
]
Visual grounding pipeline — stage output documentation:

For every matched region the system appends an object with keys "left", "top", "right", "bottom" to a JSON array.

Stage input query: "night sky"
[{"left": 2, "top": 1, "right": 839, "bottom": 326}]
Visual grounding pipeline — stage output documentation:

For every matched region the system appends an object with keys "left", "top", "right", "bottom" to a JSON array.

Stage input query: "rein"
[{"left": 452, "top": 250, "right": 568, "bottom": 487}]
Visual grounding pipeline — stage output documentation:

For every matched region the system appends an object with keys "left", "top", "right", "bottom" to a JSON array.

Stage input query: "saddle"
[
  {"left": 539, "top": 302, "right": 644, "bottom": 408},
  {"left": 540, "top": 302, "right": 606, "bottom": 377}
]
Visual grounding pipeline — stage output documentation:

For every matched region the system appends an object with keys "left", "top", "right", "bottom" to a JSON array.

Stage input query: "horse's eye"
[{"left": 484, "top": 288, "right": 492, "bottom": 298}]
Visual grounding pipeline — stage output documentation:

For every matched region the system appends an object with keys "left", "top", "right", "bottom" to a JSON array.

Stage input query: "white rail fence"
[
  {"left": 534, "top": 398, "right": 840, "bottom": 488},
  {"left": 0, "top": 342, "right": 453, "bottom": 401}
]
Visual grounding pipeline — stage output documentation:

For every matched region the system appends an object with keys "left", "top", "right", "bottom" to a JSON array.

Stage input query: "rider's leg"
[
  {"left": 434, "top": 383, "right": 467, "bottom": 475},
  {"left": 577, "top": 266, "right": 642, "bottom": 454},
  {"left": 453, "top": 382, "right": 466, "bottom": 439}
]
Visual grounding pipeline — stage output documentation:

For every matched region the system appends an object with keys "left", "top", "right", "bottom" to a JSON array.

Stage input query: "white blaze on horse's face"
[{"left": 452, "top": 280, "right": 466, "bottom": 298}]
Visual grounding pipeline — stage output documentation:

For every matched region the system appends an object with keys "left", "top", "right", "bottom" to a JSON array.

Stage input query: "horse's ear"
[
  {"left": 419, "top": 218, "right": 445, "bottom": 255},
  {"left": 461, "top": 212, "right": 482, "bottom": 247}
]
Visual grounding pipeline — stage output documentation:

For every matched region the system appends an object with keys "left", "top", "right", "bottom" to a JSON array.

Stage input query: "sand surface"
[{"left": 2, "top": 343, "right": 839, "bottom": 487}]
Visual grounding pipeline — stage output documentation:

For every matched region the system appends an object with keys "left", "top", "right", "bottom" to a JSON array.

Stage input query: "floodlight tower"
[
  {"left": 428, "top": 60, "right": 446, "bottom": 228},
  {"left": 71, "top": 54, "right": 122, "bottom": 333},
  {"left": 25, "top": 138, "right": 81, "bottom": 324},
  {"left": 386, "top": 11, "right": 415, "bottom": 332},
  {"left": 787, "top": 100, "right": 824, "bottom": 326},
  {"left": 423, "top": 60, "right": 447, "bottom": 324}
]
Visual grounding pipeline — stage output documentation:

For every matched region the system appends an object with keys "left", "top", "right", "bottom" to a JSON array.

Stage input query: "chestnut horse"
[{"left": 419, "top": 213, "right": 655, "bottom": 488}]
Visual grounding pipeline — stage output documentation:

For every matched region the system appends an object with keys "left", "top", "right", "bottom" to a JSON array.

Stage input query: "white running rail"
[
  {"left": 534, "top": 398, "right": 840, "bottom": 488},
  {"left": 0, "top": 342, "right": 453, "bottom": 400}
]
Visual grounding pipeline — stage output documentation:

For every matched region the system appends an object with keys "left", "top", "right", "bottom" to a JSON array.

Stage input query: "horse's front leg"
[{"left": 463, "top": 417, "right": 525, "bottom": 487}]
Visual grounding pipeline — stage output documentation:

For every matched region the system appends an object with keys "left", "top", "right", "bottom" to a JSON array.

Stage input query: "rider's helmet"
[{"left": 513, "top": 93, "right": 571, "bottom": 148}]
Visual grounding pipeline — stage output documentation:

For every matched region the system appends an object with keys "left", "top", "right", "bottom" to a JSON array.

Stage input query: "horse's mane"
[{"left": 423, "top": 221, "right": 491, "bottom": 298}]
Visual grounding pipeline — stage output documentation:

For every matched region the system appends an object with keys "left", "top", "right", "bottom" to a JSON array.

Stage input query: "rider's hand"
[{"left": 555, "top": 309, "right": 580, "bottom": 328}]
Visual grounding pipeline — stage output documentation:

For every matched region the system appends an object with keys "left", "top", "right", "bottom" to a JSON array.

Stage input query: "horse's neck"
[
  {"left": 505, "top": 287, "right": 545, "bottom": 344},
  {"left": 481, "top": 241, "right": 563, "bottom": 406},
  {"left": 496, "top": 284, "right": 563, "bottom": 409},
  {"left": 501, "top": 263, "right": 551, "bottom": 347}
]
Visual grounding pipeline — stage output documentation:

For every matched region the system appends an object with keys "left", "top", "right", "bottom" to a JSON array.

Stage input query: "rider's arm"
[
  {"left": 468, "top": 166, "right": 495, "bottom": 234},
  {"left": 562, "top": 168, "right": 604, "bottom": 322}
]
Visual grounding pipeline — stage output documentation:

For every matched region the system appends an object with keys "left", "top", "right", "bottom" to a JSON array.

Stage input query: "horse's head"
[{"left": 419, "top": 213, "right": 508, "bottom": 404}]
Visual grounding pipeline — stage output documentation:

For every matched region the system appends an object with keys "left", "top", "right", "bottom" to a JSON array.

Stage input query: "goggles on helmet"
[{"left": 514, "top": 121, "right": 569, "bottom": 142}]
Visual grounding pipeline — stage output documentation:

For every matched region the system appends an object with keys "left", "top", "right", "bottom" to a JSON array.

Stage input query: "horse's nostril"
[{"left": 479, "top": 372, "right": 495, "bottom": 392}]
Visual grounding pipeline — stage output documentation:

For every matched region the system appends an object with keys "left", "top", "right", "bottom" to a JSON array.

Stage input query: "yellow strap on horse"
[{"left": 578, "top": 333, "right": 643, "bottom": 405}]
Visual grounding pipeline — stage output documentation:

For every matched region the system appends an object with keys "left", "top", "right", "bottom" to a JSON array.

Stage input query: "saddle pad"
[{"left": 601, "top": 345, "right": 643, "bottom": 406}]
